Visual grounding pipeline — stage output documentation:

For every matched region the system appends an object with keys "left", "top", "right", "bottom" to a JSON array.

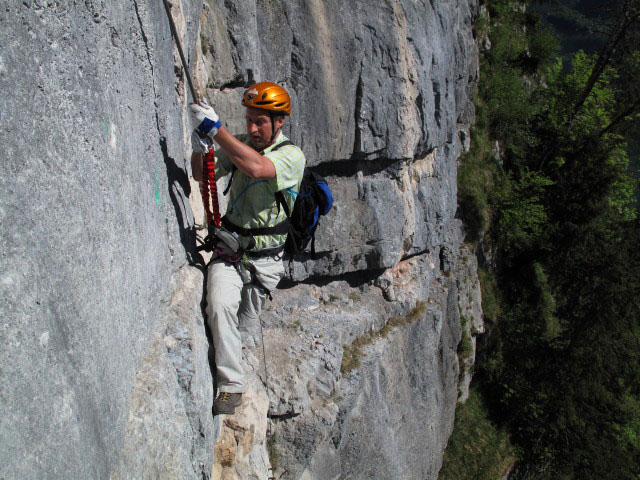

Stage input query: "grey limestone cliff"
[
  {"left": 197, "top": 2, "right": 480, "bottom": 476},
  {"left": 0, "top": 0, "right": 481, "bottom": 479},
  {"left": 1, "top": 1, "right": 210, "bottom": 478}
]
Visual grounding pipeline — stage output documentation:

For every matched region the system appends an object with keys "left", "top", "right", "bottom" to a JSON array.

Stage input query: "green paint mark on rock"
[{"left": 154, "top": 169, "right": 163, "bottom": 206}]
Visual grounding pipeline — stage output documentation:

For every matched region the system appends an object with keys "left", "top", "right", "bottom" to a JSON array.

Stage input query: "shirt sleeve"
[{"left": 266, "top": 145, "right": 306, "bottom": 192}]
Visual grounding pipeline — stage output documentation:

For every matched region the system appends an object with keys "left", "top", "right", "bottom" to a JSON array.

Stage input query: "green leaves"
[
  {"left": 492, "top": 171, "right": 553, "bottom": 253},
  {"left": 454, "top": 1, "right": 640, "bottom": 478}
]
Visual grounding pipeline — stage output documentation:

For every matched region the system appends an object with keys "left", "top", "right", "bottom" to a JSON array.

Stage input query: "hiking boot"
[{"left": 213, "top": 392, "right": 243, "bottom": 414}]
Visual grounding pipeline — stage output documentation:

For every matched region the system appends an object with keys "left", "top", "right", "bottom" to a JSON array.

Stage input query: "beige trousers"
[{"left": 206, "top": 253, "right": 284, "bottom": 393}]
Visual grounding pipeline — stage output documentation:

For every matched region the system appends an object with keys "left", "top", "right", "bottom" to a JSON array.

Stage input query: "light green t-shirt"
[{"left": 215, "top": 132, "right": 306, "bottom": 251}]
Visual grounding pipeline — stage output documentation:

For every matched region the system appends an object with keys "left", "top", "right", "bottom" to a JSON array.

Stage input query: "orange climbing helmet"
[{"left": 242, "top": 82, "right": 292, "bottom": 115}]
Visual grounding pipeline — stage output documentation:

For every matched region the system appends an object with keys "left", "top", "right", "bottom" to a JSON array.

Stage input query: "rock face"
[
  {"left": 0, "top": 0, "right": 480, "bottom": 479},
  {"left": 200, "top": 0, "right": 479, "bottom": 280},
  {"left": 109, "top": 267, "right": 216, "bottom": 480},
  {"left": 196, "top": 2, "right": 480, "bottom": 477},
  {"left": 1, "top": 2, "right": 210, "bottom": 478},
  {"left": 257, "top": 250, "right": 464, "bottom": 480}
]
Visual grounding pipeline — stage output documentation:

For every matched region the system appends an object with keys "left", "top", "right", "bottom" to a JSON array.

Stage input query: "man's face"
[{"left": 245, "top": 107, "right": 284, "bottom": 150}]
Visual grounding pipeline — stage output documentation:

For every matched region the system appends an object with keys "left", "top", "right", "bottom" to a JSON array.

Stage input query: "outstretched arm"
[
  {"left": 212, "top": 126, "right": 275, "bottom": 179},
  {"left": 190, "top": 103, "right": 275, "bottom": 180}
]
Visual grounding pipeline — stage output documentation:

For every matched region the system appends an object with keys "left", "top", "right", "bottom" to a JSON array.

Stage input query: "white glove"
[
  {"left": 191, "top": 129, "right": 212, "bottom": 154},
  {"left": 190, "top": 101, "right": 221, "bottom": 138}
]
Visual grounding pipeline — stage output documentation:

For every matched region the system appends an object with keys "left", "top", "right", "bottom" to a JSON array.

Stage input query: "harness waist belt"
[
  {"left": 245, "top": 245, "right": 285, "bottom": 258},
  {"left": 222, "top": 215, "right": 290, "bottom": 237}
]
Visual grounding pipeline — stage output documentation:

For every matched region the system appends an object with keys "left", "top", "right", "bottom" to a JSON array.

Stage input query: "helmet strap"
[{"left": 268, "top": 111, "right": 281, "bottom": 146}]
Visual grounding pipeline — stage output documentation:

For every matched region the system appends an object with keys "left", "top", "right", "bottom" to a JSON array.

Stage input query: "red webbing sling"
[{"left": 200, "top": 146, "right": 221, "bottom": 228}]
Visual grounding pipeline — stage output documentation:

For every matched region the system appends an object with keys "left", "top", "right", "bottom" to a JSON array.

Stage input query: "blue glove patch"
[{"left": 198, "top": 118, "right": 221, "bottom": 135}]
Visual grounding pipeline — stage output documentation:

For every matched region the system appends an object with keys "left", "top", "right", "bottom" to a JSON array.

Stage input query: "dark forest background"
[{"left": 440, "top": 1, "right": 640, "bottom": 479}]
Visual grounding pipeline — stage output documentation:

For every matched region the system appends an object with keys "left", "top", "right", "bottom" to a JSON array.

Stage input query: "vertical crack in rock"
[
  {"left": 132, "top": 0, "right": 161, "bottom": 133},
  {"left": 291, "top": 33, "right": 304, "bottom": 83},
  {"left": 432, "top": 79, "right": 442, "bottom": 129},
  {"left": 352, "top": 64, "right": 364, "bottom": 159},
  {"left": 416, "top": 92, "right": 426, "bottom": 142}
]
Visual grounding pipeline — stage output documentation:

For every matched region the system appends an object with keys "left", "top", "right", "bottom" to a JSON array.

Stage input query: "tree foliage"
[{"left": 451, "top": 1, "right": 640, "bottom": 478}]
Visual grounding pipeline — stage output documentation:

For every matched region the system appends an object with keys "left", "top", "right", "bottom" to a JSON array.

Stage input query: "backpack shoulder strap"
[
  {"left": 270, "top": 140, "right": 294, "bottom": 152},
  {"left": 275, "top": 190, "right": 291, "bottom": 218},
  {"left": 223, "top": 165, "right": 237, "bottom": 196}
]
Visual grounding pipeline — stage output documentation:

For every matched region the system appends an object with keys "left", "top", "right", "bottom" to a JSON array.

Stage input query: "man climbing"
[{"left": 190, "top": 82, "right": 306, "bottom": 415}]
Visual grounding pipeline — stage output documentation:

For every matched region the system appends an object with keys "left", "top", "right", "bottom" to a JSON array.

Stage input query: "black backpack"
[{"left": 276, "top": 170, "right": 333, "bottom": 257}]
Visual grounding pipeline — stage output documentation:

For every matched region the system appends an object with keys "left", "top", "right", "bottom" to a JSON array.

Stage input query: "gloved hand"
[
  {"left": 191, "top": 129, "right": 212, "bottom": 154},
  {"left": 190, "top": 101, "right": 221, "bottom": 138}
]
